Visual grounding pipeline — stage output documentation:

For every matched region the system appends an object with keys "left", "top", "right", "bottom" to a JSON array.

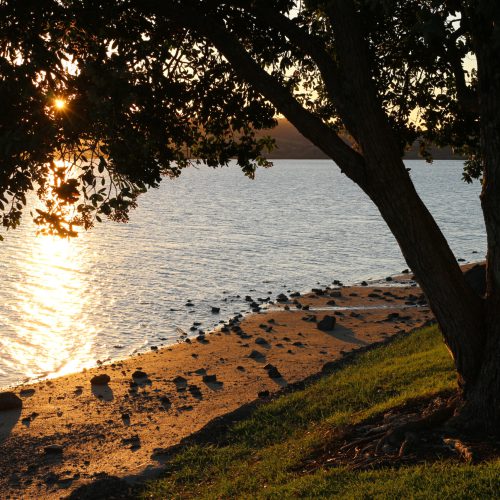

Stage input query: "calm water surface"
[{"left": 0, "top": 160, "right": 485, "bottom": 387}]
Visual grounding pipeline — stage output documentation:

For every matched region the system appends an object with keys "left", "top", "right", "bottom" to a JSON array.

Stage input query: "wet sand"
[{"left": 0, "top": 275, "right": 437, "bottom": 499}]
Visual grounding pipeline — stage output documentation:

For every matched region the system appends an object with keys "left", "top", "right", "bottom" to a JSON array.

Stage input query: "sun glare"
[
  {"left": 1, "top": 235, "right": 97, "bottom": 381},
  {"left": 54, "top": 98, "right": 66, "bottom": 110}
]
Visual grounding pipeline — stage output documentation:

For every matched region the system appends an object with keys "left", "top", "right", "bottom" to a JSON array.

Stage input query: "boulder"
[{"left": 317, "top": 315, "right": 336, "bottom": 331}]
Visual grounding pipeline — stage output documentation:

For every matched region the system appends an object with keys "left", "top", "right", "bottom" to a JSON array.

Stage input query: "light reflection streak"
[{"left": 1, "top": 235, "right": 97, "bottom": 382}]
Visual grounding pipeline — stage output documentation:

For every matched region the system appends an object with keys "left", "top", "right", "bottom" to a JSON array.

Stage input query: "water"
[{"left": 0, "top": 160, "right": 485, "bottom": 387}]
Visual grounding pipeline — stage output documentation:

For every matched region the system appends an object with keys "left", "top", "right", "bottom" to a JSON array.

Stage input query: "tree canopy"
[{"left": 0, "top": 0, "right": 479, "bottom": 235}]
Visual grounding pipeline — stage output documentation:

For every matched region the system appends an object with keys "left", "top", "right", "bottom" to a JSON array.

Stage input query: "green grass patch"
[{"left": 141, "top": 326, "right": 500, "bottom": 499}]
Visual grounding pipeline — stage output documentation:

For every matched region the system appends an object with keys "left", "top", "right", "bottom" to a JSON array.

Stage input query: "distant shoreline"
[{"left": 258, "top": 119, "right": 465, "bottom": 161}]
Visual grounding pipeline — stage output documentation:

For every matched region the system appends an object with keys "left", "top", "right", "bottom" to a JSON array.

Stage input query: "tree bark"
[
  {"left": 456, "top": 2, "right": 500, "bottom": 432},
  {"left": 327, "top": 0, "right": 486, "bottom": 392}
]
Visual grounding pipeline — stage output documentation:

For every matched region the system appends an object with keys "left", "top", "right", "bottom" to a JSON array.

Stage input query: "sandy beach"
[{"left": 0, "top": 272, "right": 437, "bottom": 499}]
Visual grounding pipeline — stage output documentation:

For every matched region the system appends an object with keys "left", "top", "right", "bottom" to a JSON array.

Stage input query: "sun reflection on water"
[{"left": 1, "top": 235, "right": 97, "bottom": 383}]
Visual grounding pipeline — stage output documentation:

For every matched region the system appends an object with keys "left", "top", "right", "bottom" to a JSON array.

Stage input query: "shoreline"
[
  {"left": 0, "top": 264, "right": 481, "bottom": 498},
  {"left": 1, "top": 259, "right": 483, "bottom": 393}
]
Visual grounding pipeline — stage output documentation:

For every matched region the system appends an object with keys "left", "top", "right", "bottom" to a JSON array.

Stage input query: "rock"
[
  {"left": 361, "top": 281, "right": 368, "bottom": 286},
  {"left": 132, "top": 370, "right": 148, "bottom": 379},
  {"left": 264, "top": 364, "right": 282, "bottom": 379},
  {"left": 159, "top": 396, "right": 171, "bottom": 407},
  {"left": 90, "top": 374, "right": 110, "bottom": 386},
  {"left": 255, "top": 337, "right": 268, "bottom": 345},
  {"left": 402, "top": 268, "right": 409, "bottom": 274},
  {"left": 211, "top": 306, "right": 221, "bottom": 313},
  {"left": 258, "top": 390, "right": 270, "bottom": 398},
  {"left": 386, "top": 312, "right": 400, "bottom": 321},
  {"left": 173, "top": 376, "right": 187, "bottom": 386},
  {"left": 189, "top": 385, "right": 202, "bottom": 398},
  {"left": 302, "top": 314, "right": 317, "bottom": 323},
  {"left": 248, "top": 350, "right": 265, "bottom": 360},
  {"left": 326, "top": 300, "right": 336, "bottom": 306},
  {"left": 386, "top": 276, "right": 393, "bottom": 282},
  {"left": 122, "top": 435, "right": 141, "bottom": 449},
  {"left": 202, "top": 374, "right": 217, "bottom": 383},
  {"left": 276, "top": 293, "right": 288, "bottom": 303},
  {"left": 0, "top": 392, "right": 22, "bottom": 411},
  {"left": 317, "top": 315, "right": 336, "bottom": 331},
  {"left": 44, "top": 444, "right": 63, "bottom": 455},
  {"left": 19, "top": 388, "right": 35, "bottom": 398}
]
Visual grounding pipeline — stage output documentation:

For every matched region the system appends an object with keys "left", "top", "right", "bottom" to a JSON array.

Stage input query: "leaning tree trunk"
[
  {"left": 328, "top": 0, "right": 488, "bottom": 397},
  {"left": 456, "top": 5, "right": 500, "bottom": 432}
]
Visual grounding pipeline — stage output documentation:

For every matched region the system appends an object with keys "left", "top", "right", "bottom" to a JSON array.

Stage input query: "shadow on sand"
[
  {"left": 91, "top": 385, "right": 114, "bottom": 402},
  {"left": 0, "top": 407, "right": 21, "bottom": 444}
]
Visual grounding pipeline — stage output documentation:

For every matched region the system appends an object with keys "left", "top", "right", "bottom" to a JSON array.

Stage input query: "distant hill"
[{"left": 258, "top": 119, "right": 464, "bottom": 160}]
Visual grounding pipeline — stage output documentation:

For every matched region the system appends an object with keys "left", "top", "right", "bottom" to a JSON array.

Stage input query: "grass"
[{"left": 140, "top": 325, "right": 500, "bottom": 499}]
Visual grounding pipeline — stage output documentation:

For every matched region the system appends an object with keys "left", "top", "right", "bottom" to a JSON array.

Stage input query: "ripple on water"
[{"left": 0, "top": 160, "right": 486, "bottom": 387}]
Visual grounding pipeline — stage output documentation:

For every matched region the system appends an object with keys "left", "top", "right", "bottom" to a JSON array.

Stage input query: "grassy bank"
[{"left": 141, "top": 325, "right": 500, "bottom": 499}]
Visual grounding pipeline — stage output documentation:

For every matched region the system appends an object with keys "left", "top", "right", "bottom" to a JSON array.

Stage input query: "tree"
[{"left": 1, "top": 0, "right": 499, "bottom": 431}]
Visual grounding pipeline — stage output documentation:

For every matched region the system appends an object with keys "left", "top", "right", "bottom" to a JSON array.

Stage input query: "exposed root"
[{"left": 296, "top": 391, "right": 500, "bottom": 472}]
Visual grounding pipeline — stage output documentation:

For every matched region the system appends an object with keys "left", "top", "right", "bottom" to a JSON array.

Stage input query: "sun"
[{"left": 54, "top": 98, "right": 66, "bottom": 110}]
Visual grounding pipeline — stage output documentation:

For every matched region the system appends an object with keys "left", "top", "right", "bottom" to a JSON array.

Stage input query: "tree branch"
[
  {"left": 224, "top": 1, "right": 360, "bottom": 138},
  {"left": 445, "top": 25, "right": 479, "bottom": 114},
  {"left": 162, "top": 3, "right": 367, "bottom": 186}
]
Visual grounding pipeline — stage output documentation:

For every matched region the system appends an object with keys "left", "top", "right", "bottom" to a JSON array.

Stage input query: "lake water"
[{"left": 0, "top": 160, "right": 485, "bottom": 387}]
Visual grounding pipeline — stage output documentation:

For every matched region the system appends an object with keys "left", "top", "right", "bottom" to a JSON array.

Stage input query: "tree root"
[{"left": 296, "top": 391, "right": 500, "bottom": 473}]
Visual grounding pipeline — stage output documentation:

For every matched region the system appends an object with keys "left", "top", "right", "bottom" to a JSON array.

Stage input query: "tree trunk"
[
  {"left": 328, "top": 0, "right": 486, "bottom": 393},
  {"left": 455, "top": 3, "right": 500, "bottom": 432}
]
